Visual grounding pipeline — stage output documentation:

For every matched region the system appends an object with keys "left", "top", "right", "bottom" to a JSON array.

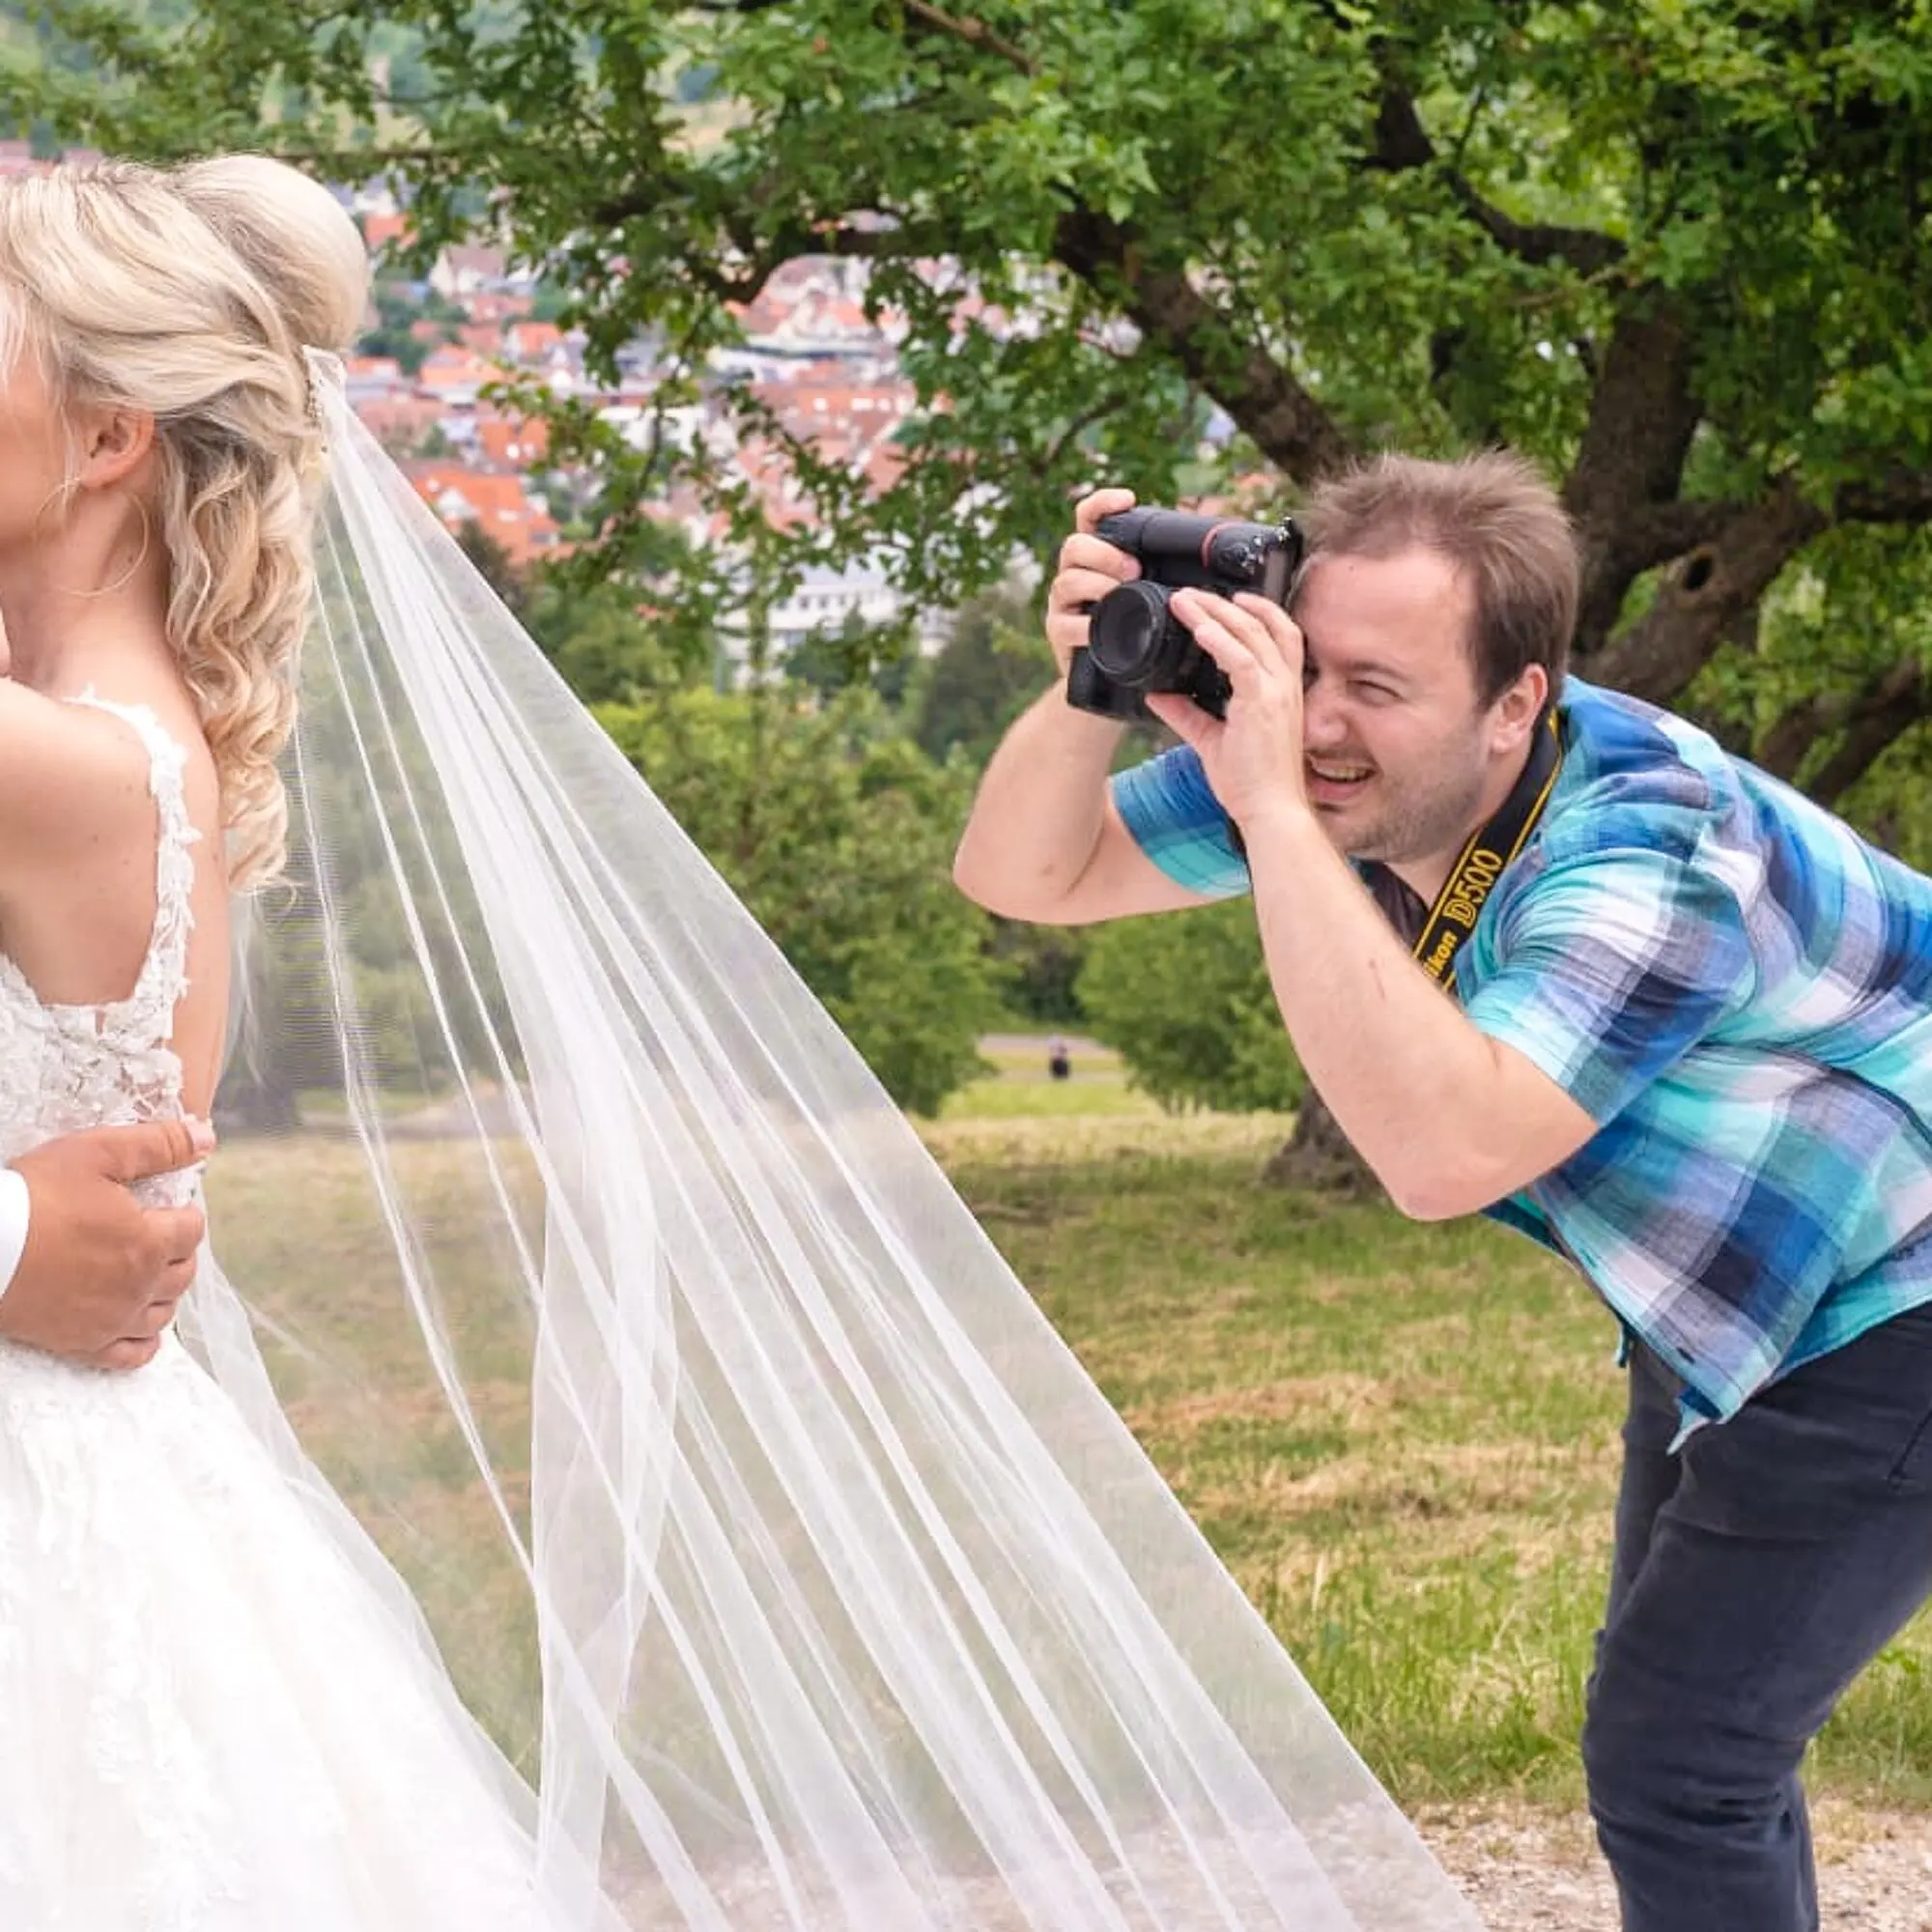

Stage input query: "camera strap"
[{"left": 1411, "top": 705, "right": 1564, "bottom": 991}]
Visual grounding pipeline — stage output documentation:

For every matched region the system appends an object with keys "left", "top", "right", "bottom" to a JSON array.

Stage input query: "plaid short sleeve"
[
  {"left": 1462, "top": 844, "right": 1756, "bottom": 1126},
  {"left": 1110, "top": 748, "right": 1252, "bottom": 899}
]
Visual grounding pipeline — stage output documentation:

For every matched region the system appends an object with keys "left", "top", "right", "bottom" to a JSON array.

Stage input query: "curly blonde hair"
[{"left": 0, "top": 155, "right": 368, "bottom": 888}]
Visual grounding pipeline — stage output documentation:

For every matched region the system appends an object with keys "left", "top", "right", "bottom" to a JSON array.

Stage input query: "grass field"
[
  {"left": 939, "top": 1041, "right": 1932, "bottom": 1809},
  {"left": 930, "top": 1040, "right": 1168, "bottom": 1122},
  {"left": 205, "top": 1037, "right": 1932, "bottom": 1814}
]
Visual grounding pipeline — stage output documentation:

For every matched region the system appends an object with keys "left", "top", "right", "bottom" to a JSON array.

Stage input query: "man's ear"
[
  {"left": 75, "top": 407, "right": 156, "bottom": 492},
  {"left": 1490, "top": 664, "right": 1550, "bottom": 754}
]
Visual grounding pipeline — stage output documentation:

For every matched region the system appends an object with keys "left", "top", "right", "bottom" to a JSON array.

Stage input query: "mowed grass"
[
  {"left": 204, "top": 1137, "right": 549, "bottom": 1768},
  {"left": 925, "top": 1105, "right": 1628, "bottom": 1805},
  {"left": 203, "top": 1037, "right": 1932, "bottom": 1814},
  {"left": 931, "top": 1040, "right": 1165, "bottom": 1122},
  {"left": 925, "top": 1043, "right": 1932, "bottom": 1810}
]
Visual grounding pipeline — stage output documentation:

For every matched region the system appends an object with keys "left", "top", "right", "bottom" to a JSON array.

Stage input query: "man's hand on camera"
[
  {"left": 1145, "top": 587, "right": 1311, "bottom": 831},
  {"left": 1044, "top": 488, "right": 1140, "bottom": 676}
]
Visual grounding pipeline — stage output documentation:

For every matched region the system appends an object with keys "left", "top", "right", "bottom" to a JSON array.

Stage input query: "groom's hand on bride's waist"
[{"left": 0, "top": 1120, "right": 215, "bottom": 1370}]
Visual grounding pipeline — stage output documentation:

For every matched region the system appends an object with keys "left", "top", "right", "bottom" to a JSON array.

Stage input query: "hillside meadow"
[{"left": 203, "top": 1038, "right": 1932, "bottom": 1812}]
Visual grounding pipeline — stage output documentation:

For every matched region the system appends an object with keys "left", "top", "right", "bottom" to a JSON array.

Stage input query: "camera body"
[{"left": 1066, "top": 508, "right": 1303, "bottom": 723}]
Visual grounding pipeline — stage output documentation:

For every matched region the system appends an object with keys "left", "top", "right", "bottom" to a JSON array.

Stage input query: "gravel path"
[{"left": 1420, "top": 1803, "right": 1932, "bottom": 1930}]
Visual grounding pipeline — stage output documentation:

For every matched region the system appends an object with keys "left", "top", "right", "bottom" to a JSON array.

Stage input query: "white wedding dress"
[{"left": 0, "top": 699, "right": 564, "bottom": 1932}]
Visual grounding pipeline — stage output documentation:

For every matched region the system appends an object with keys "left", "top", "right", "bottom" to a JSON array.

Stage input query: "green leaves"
[
  {"left": 1077, "top": 897, "right": 1304, "bottom": 1115},
  {"left": 905, "top": 581, "right": 1049, "bottom": 768},
  {"left": 16, "top": 0, "right": 1932, "bottom": 828},
  {"left": 596, "top": 686, "right": 1002, "bottom": 1115}
]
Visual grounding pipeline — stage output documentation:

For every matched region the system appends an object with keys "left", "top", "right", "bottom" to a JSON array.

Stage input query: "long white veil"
[{"left": 181, "top": 355, "right": 1481, "bottom": 1930}]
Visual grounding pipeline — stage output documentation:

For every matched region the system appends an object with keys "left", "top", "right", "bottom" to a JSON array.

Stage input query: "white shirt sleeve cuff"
[{"left": 0, "top": 1168, "right": 29, "bottom": 1297}]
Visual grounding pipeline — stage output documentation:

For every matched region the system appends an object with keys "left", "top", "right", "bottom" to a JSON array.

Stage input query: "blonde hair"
[
  {"left": 1301, "top": 450, "right": 1580, "bottom": 704},
  {"left": 0, "top": 155, "right": 368, "bottom": 887}
]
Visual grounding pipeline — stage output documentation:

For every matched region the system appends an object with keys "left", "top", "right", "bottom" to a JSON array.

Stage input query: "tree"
[
  {"left": 987, "top": 918, "right": 1089, "bottom": 1028},
  {"left": 525, "top": 576, "right": 698, "bottom": 703},
  {"left": 23, "top": 0, "right": 1932, "bottom": 1173},
  {"left": 1077, "top": 900, "right": 1305, "bottom": 1119},
  {"left": 596, "top": 687, "right": 1002, "bottom": 1114},
  {"left": 453, "top": 521, "right": 531, "bottom": 623},
  {"left": 218, "top": 683, "right": 517, "bottom": 1134},
  {"left": 24, "top": 1, "right": 1932, "bottom": 760},
  {"left": 907, "top": 582, "right": 1048, "bottom": 769},
  {"left": 781, "top": 609, "right": 918, "bottom": 706},
  {"left": 357, "top": 283, "right": 434, "bottom": 375}
]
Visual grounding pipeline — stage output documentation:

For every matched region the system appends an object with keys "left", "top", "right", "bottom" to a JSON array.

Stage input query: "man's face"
[{"left": 1290, "top": 545, "right": 1504, "bottom": 874}]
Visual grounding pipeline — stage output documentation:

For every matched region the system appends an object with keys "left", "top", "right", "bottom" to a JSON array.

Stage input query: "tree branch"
[
  {"left": 1616, "top": 498, "right": 1740, "bottom": 575},
  {"left": 1587, "top": 481, "right": 1828, "bottom": 703},
  {"left": 769, "top": 217, "right": 952, "bottom": 261},
  {"left": 1366, "top": 82, "right": 1625, "bottom": 277},
  {"left": 1037, "top": 389, "right": 1132, "bottom": 479},
  {"left": 900, "top": 0, "right": 1035, "bottom": 76},
  {"left": 255, "top": 137, "right": 454, "bottom": 171},
  {"left": 1053, "top": 207, "right": 1354, "bottom": 480},
  {"left": 1577, "top": 461, "right": 1932, "bottom": 686},
  {"left": 1564, "top": 298, "right": 1706, "bottom": 658},
  {"left": 682, "top": 254, "right": 765, "bottom": 305},
  {"left": 1835, "top": 468, "right": 1932, "bottom": 525},
  {"left": 1757, "top": 660, "right": 1932, "bottom": 804}
]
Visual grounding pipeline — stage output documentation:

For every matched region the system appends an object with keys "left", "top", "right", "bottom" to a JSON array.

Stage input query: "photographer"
[{"left": 953, "top": 452, "right": 1932, "bottom": 1932}]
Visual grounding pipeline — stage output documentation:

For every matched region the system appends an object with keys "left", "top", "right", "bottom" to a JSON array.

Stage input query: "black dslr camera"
[{"left": 1066, "top": 507, "right": 1303, "bottom": 723}]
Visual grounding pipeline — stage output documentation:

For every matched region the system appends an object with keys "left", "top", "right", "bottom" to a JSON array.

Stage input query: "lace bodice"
[{"left": 0, "top": 696, "right": 197, "bottom": 1184}]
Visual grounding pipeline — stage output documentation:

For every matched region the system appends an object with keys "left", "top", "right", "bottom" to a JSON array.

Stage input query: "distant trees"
[
  {"left": 905, "top": 584, "right": 1044, "bottom": 771},
  {"left": 1078, "top": 902, "right": 1304, "bottom": 1120},
  {"left": 30, "top": 0, "right": 1932, "bottom": 812},
  {"left": 598, "top": 688, "right": 1002, "bottom": 1116},
  {"left": 356, "top": 287, "right": 435, "bottom": 376}
]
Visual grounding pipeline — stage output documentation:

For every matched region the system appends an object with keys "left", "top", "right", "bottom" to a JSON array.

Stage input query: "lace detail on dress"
[{"left": 0, "top": 694, "right": 199, "bottom": 1198}]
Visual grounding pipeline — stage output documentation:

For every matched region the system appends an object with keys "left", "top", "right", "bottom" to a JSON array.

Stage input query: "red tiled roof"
[
  {"left": 505, "top": 321, "right": 564, "bottom": 356},
  {"left": 406, "top": 463, "right": 561, "bottom": 565},
  {"left": 474, "top": 413, "right": 551, "bottom": 466},
  {"left": 362, "top": 211, "right": 412, "bottom": 252},
  {"left": 418, "top": 345, "right": 506, "bottom": 389}
]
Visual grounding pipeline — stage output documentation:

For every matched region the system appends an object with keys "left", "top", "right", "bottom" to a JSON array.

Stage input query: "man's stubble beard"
[{"left": 1327, "top": 754, "right": 1493, "bottom": 875}]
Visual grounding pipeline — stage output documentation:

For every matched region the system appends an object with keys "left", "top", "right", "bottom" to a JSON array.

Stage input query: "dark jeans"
[{"left": 1583, "top": 1300, "right": 1932, "bottom": 1932}]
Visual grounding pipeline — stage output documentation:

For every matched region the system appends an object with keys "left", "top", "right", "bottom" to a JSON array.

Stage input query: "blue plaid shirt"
[{"left": 1113, "top": 678, "right": 1932, "bottom": 1435}]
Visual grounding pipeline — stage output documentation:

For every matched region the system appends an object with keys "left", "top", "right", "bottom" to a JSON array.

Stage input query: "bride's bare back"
[{"left": 0, "top": 681, "right": 231, "bottom": 1117}]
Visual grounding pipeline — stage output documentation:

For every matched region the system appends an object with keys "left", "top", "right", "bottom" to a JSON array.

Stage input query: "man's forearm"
[
  {"left": 953, "top": 685, "right": 1128, "bottom": 920},
  {"left": 1243, "top": 805, "right": 1574, "bottom": 1218}
]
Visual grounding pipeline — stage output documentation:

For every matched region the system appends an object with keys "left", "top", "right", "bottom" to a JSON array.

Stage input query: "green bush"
[
  {"left": 1077, "top": 899, "right": 1303, "bottom": 1113},
  {"left": 598, "top": 687, "right": 1003, "bottom": 1115}
]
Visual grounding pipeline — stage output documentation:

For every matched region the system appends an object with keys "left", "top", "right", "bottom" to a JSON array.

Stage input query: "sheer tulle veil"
[{"left": 179, "top": 351, "right": 1481, "bottom": 1930}]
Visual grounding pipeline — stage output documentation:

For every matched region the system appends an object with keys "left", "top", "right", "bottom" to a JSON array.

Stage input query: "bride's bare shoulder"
[
  {"left": 0, "top": 682, "right": 213, "bottom": 893},
  {"left": 0, "top": 680, "right": 231, "bottom": 1016},
  {"left": 0, "top": 678, "right": 154, "bottom": 819}
]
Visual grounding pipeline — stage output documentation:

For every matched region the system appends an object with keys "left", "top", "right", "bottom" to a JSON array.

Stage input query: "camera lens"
[{"left": 1089, "top": 582, "right": 1177, "bottom": 687}]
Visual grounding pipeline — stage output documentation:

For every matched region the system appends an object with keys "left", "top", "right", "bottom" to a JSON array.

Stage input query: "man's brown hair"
[{"left": 1298, "top": 450, "right": 1579, "bottom": 703}]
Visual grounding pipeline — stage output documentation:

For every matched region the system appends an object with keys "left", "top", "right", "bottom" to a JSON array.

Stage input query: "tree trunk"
[{"left": 1261, "top": 1088, "right": 1383, "bottom": 1198}]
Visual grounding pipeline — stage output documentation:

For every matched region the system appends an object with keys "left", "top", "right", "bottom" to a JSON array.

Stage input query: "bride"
[{"left": 0, "top": 153, "right": 1478, "bottom": 1929}]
